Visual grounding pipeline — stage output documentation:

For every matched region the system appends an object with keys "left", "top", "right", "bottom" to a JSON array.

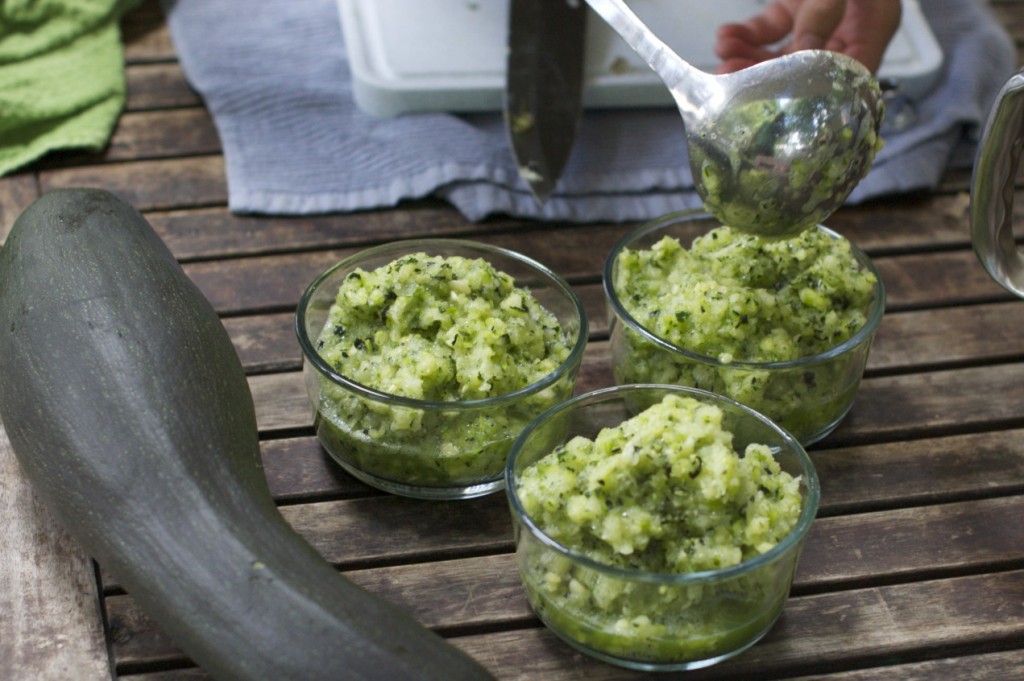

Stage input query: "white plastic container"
[{"left": 338, "top": 0, "right": 943, "bottom": 117}]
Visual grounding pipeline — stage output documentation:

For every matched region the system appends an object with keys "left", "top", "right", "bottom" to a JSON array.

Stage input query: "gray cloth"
[{"left": 162, "top": 0, "right": 1015, "bottom": 222}]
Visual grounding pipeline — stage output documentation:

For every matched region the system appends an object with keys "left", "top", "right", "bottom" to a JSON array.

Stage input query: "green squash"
[{"left": 0, "top": 189, "right": 493, "bottom": 681}]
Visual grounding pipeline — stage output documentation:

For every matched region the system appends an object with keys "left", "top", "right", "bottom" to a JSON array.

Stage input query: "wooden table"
[{"left": 3, "top": 2, "right": 1024, "bottom": 678}]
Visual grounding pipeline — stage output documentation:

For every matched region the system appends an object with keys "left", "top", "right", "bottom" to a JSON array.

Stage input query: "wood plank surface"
[
  {"left": 105, "top": 569, "right": 1024, "bottom": 679},
  {"left": 447, "top": 570, "right": 1024, "bottom": 680},
  {"left": 239, "top": 358, "right": 1024, "bottom": 443},
  {"left": 0, "top": 430, "right": 110, "bottom": 680},
  {"left": 153, "top": 242, "right": 1012, "bottom": 319},
  {"left": 2, "top": 1, "right": 1024, "bottom": 679},
  {"left": 102, "top": 494, "right": 1024, "bottom": 660}
]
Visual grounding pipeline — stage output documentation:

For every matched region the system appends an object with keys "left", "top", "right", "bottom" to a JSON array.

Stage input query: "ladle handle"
[
  {"left": 583, "top": 0, "right": 700, "bottom": 96},
  {"left": 970, "top": 68, "right": 1024, "bottom": 298}
]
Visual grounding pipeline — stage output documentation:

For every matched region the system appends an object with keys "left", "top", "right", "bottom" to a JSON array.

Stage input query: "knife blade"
[{"left": 505, "top": 0, "right": 588, "bottom": 204}]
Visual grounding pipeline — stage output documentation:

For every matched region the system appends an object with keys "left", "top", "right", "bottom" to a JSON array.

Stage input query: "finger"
[
  {"left": 844, "top": 41, "right": 889, "bottom": 73},
  {"left": 713, "top": 23, "right": 751, "bottom": 59},
  {"left": 790, "top": 0, "right": 846, "bottom": 51},
  {"left": 714, "top": 34, "right": 780, "bottom": 63},
  {"left": 842, "top": 0, "right": 902, "bottom": 72},
  {"left": 716, "top": 22, "right": 757, "bottom": 43},
  {"left": 739, "top": 2, "right": 799, "bottom": 46}
]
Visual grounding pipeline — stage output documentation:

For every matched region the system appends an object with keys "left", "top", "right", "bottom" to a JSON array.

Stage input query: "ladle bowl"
[{"left": 586, "top": 0, "right": 885, "bottom": 239}]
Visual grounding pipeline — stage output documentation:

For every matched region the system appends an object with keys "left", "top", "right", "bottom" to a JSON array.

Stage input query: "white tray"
[{"left": 339, "top": 0, "right": 943, "bottom": 118}]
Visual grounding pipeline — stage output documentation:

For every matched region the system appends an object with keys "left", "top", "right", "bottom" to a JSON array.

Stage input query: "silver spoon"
[{"left": 586, "top": 0, "right": 884, "bottom": 238}]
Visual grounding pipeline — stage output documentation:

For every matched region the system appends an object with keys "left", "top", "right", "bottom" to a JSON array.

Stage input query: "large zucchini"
[{"left": 0, "top": 189, "right": 493, "bottom": 680}]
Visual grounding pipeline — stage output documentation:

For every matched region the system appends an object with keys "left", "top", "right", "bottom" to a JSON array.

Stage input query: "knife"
[{"left": 504, "top": 0, "right": 589, "bottom": 204}]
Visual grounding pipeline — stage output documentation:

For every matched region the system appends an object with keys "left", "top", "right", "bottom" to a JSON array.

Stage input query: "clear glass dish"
[
  {"left": 603, "top": 210, "right": 885, "bottom": 445},
  {"left": 297, "top": 239, "right": 587, "bottom": 500},
  {"left": 505, "top": 384, "right": 820, "bottom": 671}
]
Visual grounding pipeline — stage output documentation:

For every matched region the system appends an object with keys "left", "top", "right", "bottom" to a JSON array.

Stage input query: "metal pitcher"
[{"left": 970, "top": 68, "right": 1024, "bottom": 298}]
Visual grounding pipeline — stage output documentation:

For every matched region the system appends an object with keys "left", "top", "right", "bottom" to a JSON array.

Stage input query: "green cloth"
[{"left": 0, "top": 0, "right": 139, "bottom": 177}]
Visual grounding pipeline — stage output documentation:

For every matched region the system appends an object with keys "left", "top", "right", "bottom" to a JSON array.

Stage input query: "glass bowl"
[
  {"left": 297, "top": 239, "right": 587, "bottom": 500},
  {"left": 603, "top": 210, "right": 885, "bottom": 445},
  {"left": 505, "top": 384, "right": 819, "bottom": 671}
]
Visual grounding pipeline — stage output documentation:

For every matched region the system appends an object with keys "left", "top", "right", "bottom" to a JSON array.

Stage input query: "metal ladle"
[{"left": 585, "top": 0, "right": 885, "bottom": 239}]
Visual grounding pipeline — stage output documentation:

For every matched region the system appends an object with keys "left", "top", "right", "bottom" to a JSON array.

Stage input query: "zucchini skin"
[{"left": 0, "top": 189, "right": 494, "bottom": 681}]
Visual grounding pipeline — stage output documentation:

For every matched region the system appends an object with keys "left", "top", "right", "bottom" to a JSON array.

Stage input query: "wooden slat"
[
  {"left": 785, "top": 649, "right": 1024, "bottom": 681},
  {"left": 104, "top": 491, "right": 1024, "bottom": 611},
  {"left": 143, "top": 204, "right": 526, "bottom": 262},
  {"left": 219, "top": 293, "right": 1024, "bottom": 378},
  {"left": 106, "top": 109, "right": 221, "bottom": 161},
  {"left": 127, "top": 193, "right": 975, "bottom": 262},
  {"left": 243, "top": 352, "right": 1024, "bottom": 442},
  {"left": 811, "top": 191, "right": 974, "bottom": 252},
  {"left": 831, "top": 363, "right": 1024, "bottom": 444},
  {"left": 162, "top": 240, "right": 1011, "bottom": 318},
  {"left": 181, "top": 241, "right": 600, "bottom": 314},
  {"left": 117, "top": 647, "right": 1024, "bottom": 681},
  {"left": 102, "top": 494, "right": 514, "bottom": 593},
  {"left": 992, "top": 1, "right": 1024, "bottom": 42},
  {"left": 0, "top": 173, "right": 39, "bottom": 243},
  {"left": 871, "top": 250, "right": 1017, "bottom": 310},
  {"left": 450, "top": 570, "right": 1024, "bottom": 680},
  {"left": 253, "top": 426, "right": 1024, "bottom": 514},
  {"left": 867, "top": 301, "right": 1024, "bottom": 370},
  {"left": 221, "top": 312, "right": 301, "bottom": 374},
  {"left": 143, "top": 191, "right": 977, "bottom": 263},
  {"left": 13, "top": 161, "right": 1012, "bottom": 268},
  {"left": 125, "top": 63, "right": 201, "bottom": 111},
  {"left": 279, "top": 494, "right": 514, "bottom": 568},
  {"left": 0, "top": 428, "right": 111, "bottom": 680},
  {"left": 259, "top": 435, "right": 375, "bottom": 502},
  {"left": 39, "top": 157, "right": 227, "bottom": 212},
  {"left": 798, "top": 495, "right": 1024, "bottom": 590},
  {"left": 105, "top": 506, "right": 1024, "bottom": 672},
  {"left": 121, "top": 1, "right": 176, "bottom": 64},
  {"left": 6, "top": 178, "right": 1000, "bottom": 265},
  {"left": 17, "top": 134, "right": 1015, "bottom": 264},
  {"left": 107, "top": 491, "right": 1024, "bottom": 626},
  {"left": 812, "top": 428, "right": 1024, "bottom": 512}
]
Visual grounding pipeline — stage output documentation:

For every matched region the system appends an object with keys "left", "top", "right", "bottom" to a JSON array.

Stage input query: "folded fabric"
[
  {"left": 162, "top": 0, "right": 1016, "bottom": 223},
  {"left": 0, "top": 0, "right": 139, "bottom": 178}
]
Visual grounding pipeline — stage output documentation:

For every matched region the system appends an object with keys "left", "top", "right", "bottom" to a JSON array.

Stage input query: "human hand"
[{"left": 714, "top": 0, "right": 902, "bottom": 74}]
